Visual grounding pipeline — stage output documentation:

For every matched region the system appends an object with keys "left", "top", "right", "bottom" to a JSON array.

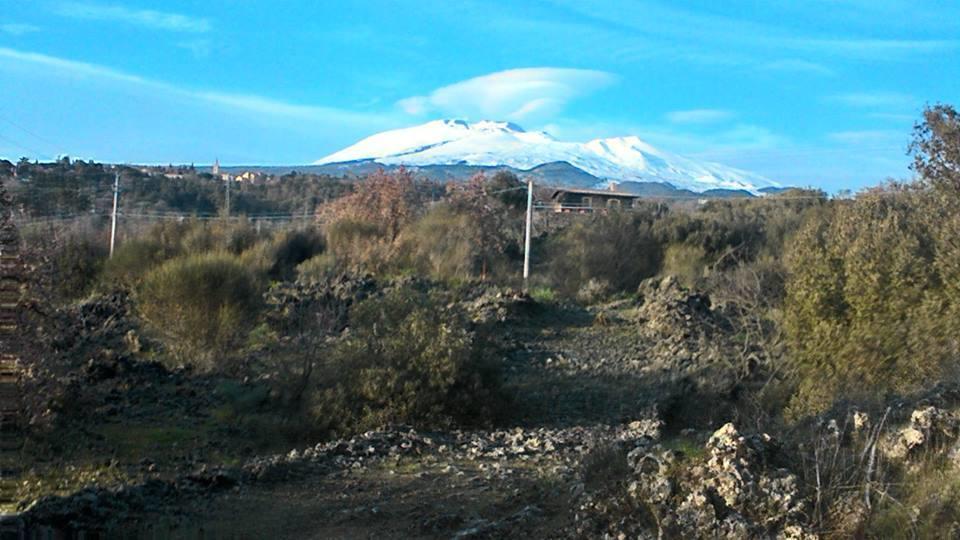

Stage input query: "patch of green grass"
[
  {"left": 661, "top": 436, "right": 706, "bottom": 460},
  {"left": 15, "top": 462, "right": 134, "bottom": 505},
  {"left": 96, "top": 424, "right": 198, "bottom": 460},
  {"left": 529, "top": 286, "right": 557, "bottom": 303}
]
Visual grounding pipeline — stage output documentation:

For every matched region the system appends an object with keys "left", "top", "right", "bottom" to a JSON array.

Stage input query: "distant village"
[{"left": 149, "top": 159, "right": 270, "bottom": 185}]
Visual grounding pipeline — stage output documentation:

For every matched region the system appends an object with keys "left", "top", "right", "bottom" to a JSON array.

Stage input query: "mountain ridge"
[{"left": 315, "top": 119, "right": 781, "bottom": 194}]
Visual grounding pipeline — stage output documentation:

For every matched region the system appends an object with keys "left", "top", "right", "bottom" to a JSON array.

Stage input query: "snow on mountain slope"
[{"left": 315, "top": 119, "right": 779, "bottom": 193}]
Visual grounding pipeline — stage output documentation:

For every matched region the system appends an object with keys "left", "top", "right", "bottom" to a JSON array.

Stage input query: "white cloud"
[
  {"left": 666, "top": 109, "right": 735, "bottom": 125},
  {"left": 828, "top": 92, "right": 916, "bottom": 108},
  {"left": 176, "top": 39, "right": 212, "bottom": 58},
  {"left": 827, "top": 129, "right": 906, "bottom": 145},
  {"left": 397, "top": 67, "right": 617, "bottom": 122},
  {"left": 1, "top": 23, "right": 40, "bottom": 36},
  {"left": 54, "top": 2, "right": 211, "bottom": 33},
  {"left": 543, "top": 0, "right": 958, "bottom": 63},
  {"left": 795, "top": 38, "right": 958, "bottom": 57},
  {"left": 759, "top": 59, "right": 834, "bottom": 76},
  {"left": 0, "top": 47, "right": 389, "bottom": 127},
  {"left": 867, "top": 112, "right": 917, "bottom": 123}
]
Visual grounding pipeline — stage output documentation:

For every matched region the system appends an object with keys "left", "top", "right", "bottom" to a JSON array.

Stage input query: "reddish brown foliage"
[{"left": 318, "top": 168, "right": 421, "bottom": 240}]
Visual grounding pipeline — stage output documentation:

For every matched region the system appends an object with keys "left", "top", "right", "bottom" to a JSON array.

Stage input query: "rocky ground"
[{"left": 9, "top": 277, "right": 960, "bottom": 538}]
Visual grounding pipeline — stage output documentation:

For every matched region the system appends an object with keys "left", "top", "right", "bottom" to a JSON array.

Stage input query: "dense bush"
[
  {"left": 240, "top": 227, "right": 325, "bottom": 281},
  {"left": 309, "top": 286, "right": 503, "bottom": 432},
  {"left": 397, "top": 206, "right": 475, "bottom": 281},
  {"left": 138, "top": 252, "right": 263, "bottom": 369},
  {"left": 660, "top": 243, "right": 708, "bottom": 288},
  {"left": 181, "top": 220, "right": 259, "bottom": 255},
  {"left": 102, "top": 238, "right": 177, "bottom": 288},
  {"left": 546, "top": 210, "right": 663, "bottom": 297},
  {"left": 48, "top": 236, "right": 109, "bottom": 302},
  {"left": 322, "top": 217, "right": 390, "bottom": 273},
  {"left": 783, "top": 186, "right": 960, "bottom": 417}
]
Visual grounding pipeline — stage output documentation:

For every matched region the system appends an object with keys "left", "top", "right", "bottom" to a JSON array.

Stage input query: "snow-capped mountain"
[{"left": 315, "top": 119, "right": 780, "bottom": 194}]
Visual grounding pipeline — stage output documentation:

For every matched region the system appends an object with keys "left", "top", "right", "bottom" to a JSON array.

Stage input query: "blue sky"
[{"left": 1, "top": 1, "right": 958, "bottom": 191}]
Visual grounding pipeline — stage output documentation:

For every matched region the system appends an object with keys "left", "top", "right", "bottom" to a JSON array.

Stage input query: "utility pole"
[
  {"left": 224, "top": 176, "right": 231, "bottom": 219},
  {"left": 523, "top": 179, "right": 533, "bottom": 286},
  {"left": 109, "top": 170, "right": 119, "bottom": 257}
]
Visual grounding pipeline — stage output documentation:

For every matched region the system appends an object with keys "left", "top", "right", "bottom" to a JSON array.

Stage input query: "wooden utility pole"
[
  {"left": 523, "top": 179, "right": 533, "bottom": 285},
  {"left": 109, "top": 170, "right": 119, "bottom": 257},
  {"left": 225, "top": 176, "right": 231, "bottom": 218}
]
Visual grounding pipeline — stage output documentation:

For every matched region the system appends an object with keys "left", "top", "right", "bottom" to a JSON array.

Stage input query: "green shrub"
[
  {"left": 100, "top": 220, "right": 202, "bottom": 287},
  {"left": 661, "top": 243, "right": 708, "bottom": 288},
  {"left": 49, "top": 237, "right": 109, "bottom": 302},
  {"left": 295, "top": 253, "right": 338, "bottom": 284},
  {"left": 397, "top": 206, "right": 476, "bottom": 282},
  {"left": 179, "top": 220, "right": 258, "bottom": 256},
  {"left": 528, "top": 286, "right": 557, "bottom": 304},
  {"left": 783, "top": 187, "right": 959, "bottom": 418},
  {"left": 324, "top": 217, "right": 390, "bottom": 273},
  {"left": 310, "top": 286, "right": 503, "bottom": 432},
  {"left": 102, "top": 238, "right": 175, "bottom": 288},
  {"left": 867, "top": 460, "right": 960, "bottom": 539},
  {"left": 546, "top": 211, "right": 663, "bottom": 297},
  {"left": 138, "top": 252, "right": 263, "bottom": 369},
  {"left": 240, "top": 227, "right": 325, "bottom": 281}
]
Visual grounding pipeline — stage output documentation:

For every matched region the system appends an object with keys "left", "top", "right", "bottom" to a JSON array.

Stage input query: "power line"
[
  {"left": 0, "top": 110, "right": 62, "bottom": 152},
  {"left": 0, "top": 131, "right": 42, "bottom": 158}
]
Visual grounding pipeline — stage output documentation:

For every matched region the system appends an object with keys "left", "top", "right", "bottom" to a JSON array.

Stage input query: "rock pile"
[
  {"left": 460, "top": 288, "right": 536, "bottom": 327},
  {"left": 574, "top": 423, "right": 816, "bottom": 539},
  {"left": 634, "top": 276, "right": 738, "bottom": 389},
  {"left": 455, "top": 419, "right": 661, "bottom": 462},
  {"left": 47, "top": 291, "right": 147, "bottom": 362},
  {"left": 14, "top": 417, "right": 666, "bottom": 530},
  {"left": 244, "top": 418, "right": 662, "bottom": 482},
  {"left": 242, "top": 427, "right": 432, "bottom": 481},
  {"left": 884, "top": 405, "right": 960, "bottom": 460},
  {"left": 21, "top": 291, "right": 162, "bottom": 429}
]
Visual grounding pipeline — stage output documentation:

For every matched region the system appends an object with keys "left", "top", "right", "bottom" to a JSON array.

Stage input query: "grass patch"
[
  {"left": 15, "top": 462, "right": 134, "bottom": 505},
  {"left": 95, "top": 424, "right": 199, "bottom": 461},
  {"left": 661, "top": 436, "right": 706, "bottom": 460},
  {"left": 529, "top": 286, "right": 557, "bottom": 304}
]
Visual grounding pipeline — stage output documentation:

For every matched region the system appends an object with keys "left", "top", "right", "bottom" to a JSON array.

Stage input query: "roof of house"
[{"left": 549, "top": 187, "right": 641, "bottom": 200}]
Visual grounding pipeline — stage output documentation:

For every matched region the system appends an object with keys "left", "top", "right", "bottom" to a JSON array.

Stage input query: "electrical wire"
[
  {"left": 0, "top": 110, "right": 62, "bottom": 152},
  {"left": 0, "top": 131, "right": 42, "bottom": 157}
]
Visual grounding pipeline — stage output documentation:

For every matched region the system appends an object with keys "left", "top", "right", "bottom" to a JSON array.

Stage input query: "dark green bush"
[
  {"left": 310, "top": 286, "right": 504, "bottom": 432},
  {"left": 397, "top": 206, "right": 477, "bottom": 282},
  {"left": 546, "top": 211, "right": 663, "bottom": 298},
  {"left": 240, "top": 227, "right": 326, "bottom": 282},
  {"left": 783, "top": 186, "right": 960, "bottom": 418},
  {"left": 182, "top": 220, "right": 259, "bottom": 255},
  {"left": 102, "top": 238, "right": 176, "bottom": 288},
  {"left": 49, "top": 237, "right": 109, "bottom": 302}
]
